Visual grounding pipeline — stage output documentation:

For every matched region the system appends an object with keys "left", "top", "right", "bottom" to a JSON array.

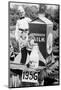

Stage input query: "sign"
[
  {"left": 33, "top": 33, "right": 45, "bottom": 42},
  {"left": 29, "top": 18, "right": 53, "bottom": 59},
  {"left": 22, "top": 71, "right": 38, "bottom": 83}
]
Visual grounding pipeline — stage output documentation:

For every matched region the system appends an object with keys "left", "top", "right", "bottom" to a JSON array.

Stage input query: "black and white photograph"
[{"left": 8, "top": 1, "right": 59, "bottom": 88}]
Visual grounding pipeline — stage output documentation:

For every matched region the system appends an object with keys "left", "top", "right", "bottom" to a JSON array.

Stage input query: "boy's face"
[
  {"left": 19, "top": 11, "right": 25, "bottom": 18},
  {"left": 17, "top": 7, "right": 25, "bottom": 18}
]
